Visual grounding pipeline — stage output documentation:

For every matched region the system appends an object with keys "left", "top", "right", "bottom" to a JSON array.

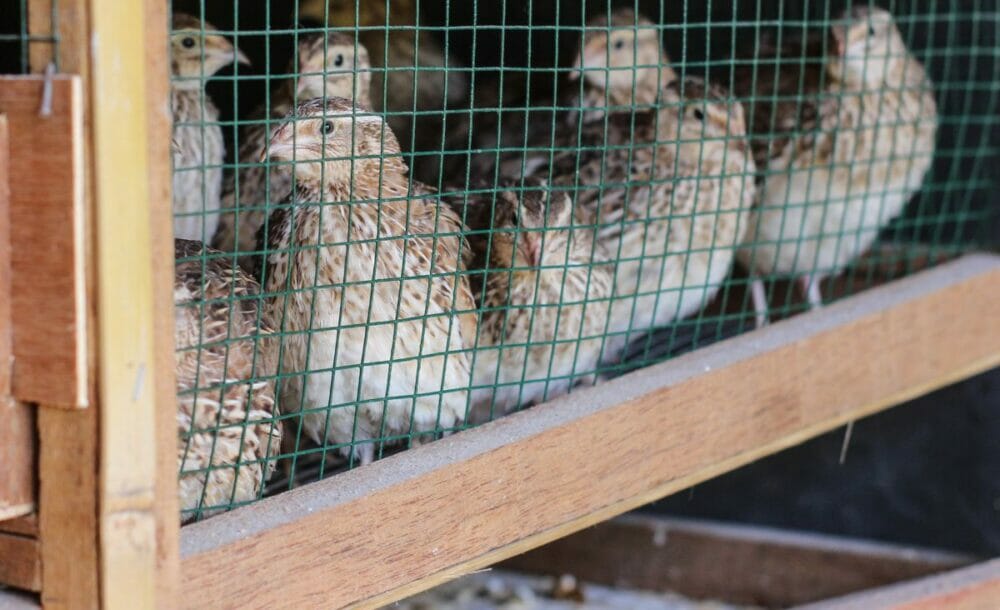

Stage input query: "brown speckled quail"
[
  {"left": 259, "top": 98, "right": 477, "bottom": 465},
  {"left": 445, "top": 178, "right": 613, "bottom": 421},
  {"left": 171, "top": 14, "right": 249, "bottom": 243},
  {"left": 528, "top": 78, "right": 757, "bottom": 362},
  {"left": 734, "top": 6, "right": 938, "bottom": 325},
  {"left": 212, "top": 32, "right": 372, "bottom": 268},
  {"left": 174, "top": 239, "right": 280, "bottom": 521},
  {"left": 566, "top": 8, "right": 676, "bottom": 124}
]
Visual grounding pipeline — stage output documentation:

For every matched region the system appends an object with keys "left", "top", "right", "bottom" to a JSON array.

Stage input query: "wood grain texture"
[
  {"left": 503, "top": 516, "right": 973, "bottom": 607},
  {"left": 0, "top": 116, "right": 35, "bottom": 523},
  {"left": 801, "top": 559, "right": 1000, "bottom": 610},
  {"left": 0, "top": 77, "right": 87, "bottom": 408},
  {"left": 37, "top": 407, "right": 99, "bottom": 610},
  {"left": 179, "top": 255, "right": 1000, "bottom": 610},
  {"left": 0, "top": 515, "right": 37, "bottom": 537},
  {"left": 0, "top": 115, "right": 10, "bottom": 400},
  {"left": 144, "top": 0, "right": 181, "bottom": 605},
  {"left": 0, "top": 532, "right": 41, "bottom": 592},
  {"left": 88, "top": 0, "right": 164, "bottom": 607}
]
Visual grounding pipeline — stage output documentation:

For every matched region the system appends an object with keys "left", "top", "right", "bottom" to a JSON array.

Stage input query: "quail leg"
[
  {"left": 799, "top": 274, "right": 824, "bottom": 309},
  {"left": 749, "top": 276, "right": 770, "bottom": 328}
]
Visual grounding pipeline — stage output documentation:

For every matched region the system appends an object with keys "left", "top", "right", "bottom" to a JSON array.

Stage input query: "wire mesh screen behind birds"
[
  {"left": 156, "top": 0, "right": 1000, "bottom": 521},
  {"left": 0, "top": 0, "right": 59, "bottom": 74}
]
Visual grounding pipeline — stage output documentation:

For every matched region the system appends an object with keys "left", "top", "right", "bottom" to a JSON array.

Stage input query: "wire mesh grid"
[
  {"left": 154, "top": 0, "right": 1000, "bottom": 521},
  {"left": 0, "top": 0, "right": 59, "bottom": 74}
]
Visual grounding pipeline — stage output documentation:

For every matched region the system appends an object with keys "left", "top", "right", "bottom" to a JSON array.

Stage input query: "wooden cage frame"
[{"left": 0, "top": 1, "right": 998, "bottom": 608}]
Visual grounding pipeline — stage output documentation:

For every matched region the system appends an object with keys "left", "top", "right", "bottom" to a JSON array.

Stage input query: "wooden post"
[{"left": 27, "top": 0, "right": 177, "bottom": 608}]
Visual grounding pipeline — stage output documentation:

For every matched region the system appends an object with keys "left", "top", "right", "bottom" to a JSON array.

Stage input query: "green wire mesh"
[
  {"left": 0, "top": 0, "right": 59, "bottom": 74},
  {"left": 159, "top": 0, "right": 999, "bottom": 521}
]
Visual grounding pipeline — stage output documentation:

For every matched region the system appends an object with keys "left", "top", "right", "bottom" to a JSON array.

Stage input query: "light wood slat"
[
  {"left": 800, "top": 558, "right": 1000, "bottom": 610},
  {"left": 0, "top": 532, "right": 41, "bottom": 592},
  {"left": 0, "top": 77, "right": 86, "bottom": 408},
  {"left": 503, "top": 515, "right": 974, "bottom": 607},
  {"left": 143, "top": 0, "right": 181, "bottom": 606},
  {"left": 87, "top": 0, "right": 165, "bottom": 607},
  {"left": 179, "top": 254, "right": 1000, "bottom": 610}
]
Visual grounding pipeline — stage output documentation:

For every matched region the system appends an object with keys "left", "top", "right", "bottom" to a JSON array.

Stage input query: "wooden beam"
[
  {"left": 179, "top": 254, "right": 1000, "bottom": 610},
  {"left": 38, "top": 407, "right": 99, "bottom": 609},
  {"left": 0, "top": 532, "right": 41, "bottom": 592},
  {"left": 143, "top": 0, "right": 180, "bottom": 605},
  {"left": 800, "top": 559, "right": 1000, "bottom": 610},
  {"left": 502, "top": 516, "right": 974, "bottom": 607},
  {"left": 87, "top": 0, "right": 166, "bottom": 607},
  {"left": 0, "top": 114, "right": 35, "bottom": 524},
  {"left": 0, "top": 76, "right": 87, "bottom": 408}
]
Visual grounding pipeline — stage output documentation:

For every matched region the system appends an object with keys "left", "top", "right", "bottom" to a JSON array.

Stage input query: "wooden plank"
[
  {"left": 0, "top": 115, "right": 35, "bottom": 523},
  {"left": 179, "top": 254, "right": 1000, "bottom": 610},
  {"left": 38, "top": 407, "right": 99, "bottom": 610},
  {"left": 800, "top": 559, "right": 1000, "bottom": 610},
  {"left": 143, "top": 0, "right": 181, "bottom": 606},
  {"left": 0, "top": 516, "right": 37, "bottom": 538},
  {"left": 0, "top": 76, "right": 87, "bottom": 408},
  {"left": 0, "top": 533, "right": 41, "bottom": 592},
  {"left": 87, "top": 0, "right": 165, "bottom": 607},
  {"left": 502, "top": 516, "right": 974, "bottom": 607},
  {"left": 0, "top": 115, "right": 10, "bottom": 403}
]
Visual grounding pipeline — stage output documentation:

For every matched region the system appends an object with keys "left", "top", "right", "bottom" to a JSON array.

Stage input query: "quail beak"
[{"left": 234, "top": 47, "right": 251, "bottom": 66}]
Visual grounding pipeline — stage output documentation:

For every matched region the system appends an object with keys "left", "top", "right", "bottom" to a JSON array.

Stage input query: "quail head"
[{"left": 566, "top": 8, "right": 676, "bottom": 124}]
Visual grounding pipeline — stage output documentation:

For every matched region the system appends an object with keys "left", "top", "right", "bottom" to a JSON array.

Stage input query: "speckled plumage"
[
  {"left": 213, "top": 33, "right": 372, "bottom": 267},
  {"left": 174, "top": 239, "right": 280, "bottom": 520},
  {"left": 526, "top": 78, "right": 756, "bottom": 361},
  {"left": 259, "top": 98, "right": 477, "bottom": 465},
  {"left": 566, "top": 9, "right": 676, "bottom": 124},
  {"left": 734, "top": 7, "right": 938, "bottom": 321},
  {"left": 171, "top": 14, "right": 246, "bottom": 243},
  {"left": 446, "top": 178, "right": 613, "bottom": 420}
]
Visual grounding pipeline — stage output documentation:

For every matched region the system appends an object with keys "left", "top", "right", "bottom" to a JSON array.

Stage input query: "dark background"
[{"left": 2, "top": 0, "right": 996, "bottom": 554}]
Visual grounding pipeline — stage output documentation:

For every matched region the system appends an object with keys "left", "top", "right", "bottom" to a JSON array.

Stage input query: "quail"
[
  {"left": 734, "top": 6, "right": 938, "bottom": 325},
  {"left": 174, "top": 239, "right": 280, "bottom": 520},
  {"left": 171, "top": 13, "right": 249, "bottom": 243},
  {"left": 212, "top": 32, "right": 372, "bottom": 268},
  {"left": 259, "top": 97, "right": 477, "bottom": 465},
  {"left": 528, "top": 78, "right": 756, "bottom": 362},
  {"left": 446, "top": 178, "right": 613, "bottom": 421},
  {"left": 566, "top": 8, "right": 676, "bottom": 124}
]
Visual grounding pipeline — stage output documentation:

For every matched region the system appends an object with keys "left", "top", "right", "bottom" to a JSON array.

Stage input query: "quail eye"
[
  {"left": 614, "top": 39, "right": 625, "bottom": 50},
  {"left": 334, "top": 54, "right": 344, "bottom": 67},
  {"left": 182, "top": 37, "right": 196, "bottom": 49},
  {"left": 868, "top": 24, "right": 876, "bottom": 37},
  {"left": 692, "top": 108, "right": 705, "bottom": 121},
  {"left": 322, "top": 120, "right": 335, "bottom": 135}
]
